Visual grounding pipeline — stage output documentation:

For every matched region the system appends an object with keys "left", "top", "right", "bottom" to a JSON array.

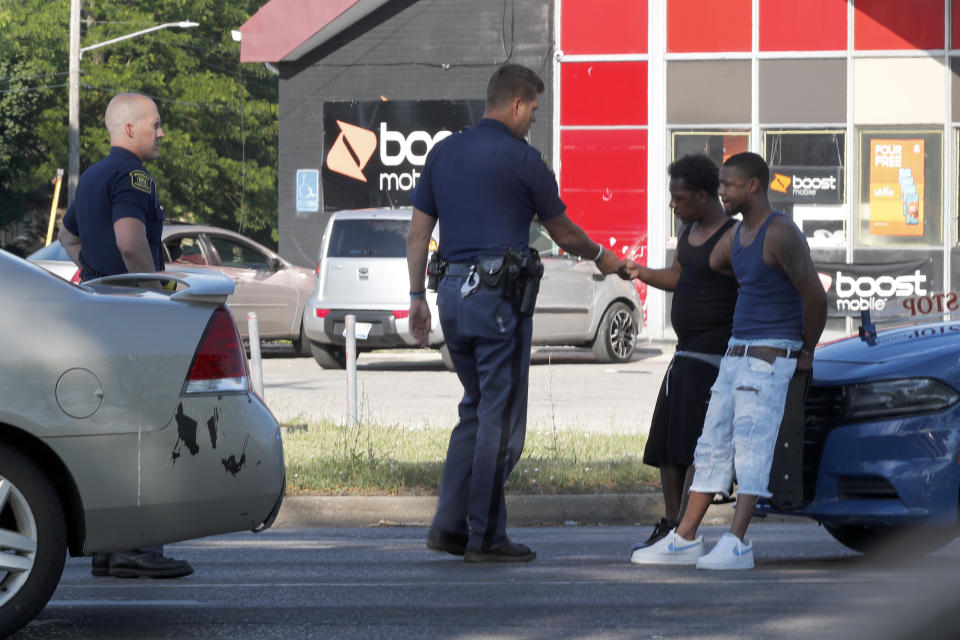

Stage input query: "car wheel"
[
  {"left": 438, "top": 344, "right": 456, "bottom": 372},
  {"left": 0, "top": 445, "right": 67, "bottom": 637},
  {"left": 824, "top": 523, "right": 957, "bottom": 556},
  {"left": 311, "top": 343, "right": 347, "bottom": 369},
  {"left": 291, "top": 322, "right": 312, "bottom": 357},
  {"left": 591, "top": 301, "right": 638, "bottom": 363}
]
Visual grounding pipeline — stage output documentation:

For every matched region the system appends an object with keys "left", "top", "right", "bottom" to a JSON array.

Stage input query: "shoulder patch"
[{"left": 129, "top": 170, "right": 153, "bottom": 194}]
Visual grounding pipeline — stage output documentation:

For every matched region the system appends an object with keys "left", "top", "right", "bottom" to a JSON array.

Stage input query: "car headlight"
[{"left": 843, "top": 378, "right": 960, "bottom": 421}]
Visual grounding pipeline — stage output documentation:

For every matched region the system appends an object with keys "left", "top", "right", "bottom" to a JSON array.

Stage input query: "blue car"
[{"left": 760, "top": 317, "right": 960, "bottom": 554}]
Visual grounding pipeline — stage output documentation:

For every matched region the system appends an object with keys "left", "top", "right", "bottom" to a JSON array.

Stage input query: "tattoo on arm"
[{"left": 776, "top": 226, "right": 814, "bottom": 290}]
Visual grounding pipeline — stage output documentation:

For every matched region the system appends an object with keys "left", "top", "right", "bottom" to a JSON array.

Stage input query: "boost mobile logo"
[
  {"left": 828, "top": 269, "right": 928, "bottom": 312},
  {"left": 770, "top": 174, "right": 791, "bottom": 194},
  {"left": 327, "top": 120, "right": 377, "bottom": 182}
]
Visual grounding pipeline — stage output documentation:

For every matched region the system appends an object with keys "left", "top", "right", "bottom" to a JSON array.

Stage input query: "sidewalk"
[{"left": 272, "top": 492, "right": 753, "bottom": 528}]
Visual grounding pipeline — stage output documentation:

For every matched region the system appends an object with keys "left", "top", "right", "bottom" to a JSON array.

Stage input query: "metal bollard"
[
  {"left": 247, "top": 312, "right": 264, "bottom": 398},
  {"left": 345, "top": 314, "right": 358, "bottom": 428}
]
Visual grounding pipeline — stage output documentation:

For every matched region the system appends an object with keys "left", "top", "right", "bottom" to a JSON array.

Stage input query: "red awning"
[{"left": 238, "top": 0, "right": 390, "bottom": 62}]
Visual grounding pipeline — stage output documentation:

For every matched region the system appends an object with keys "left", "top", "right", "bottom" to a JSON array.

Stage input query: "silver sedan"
[{"left": 0, "top": 251, "right": 285, "bottom": 636}]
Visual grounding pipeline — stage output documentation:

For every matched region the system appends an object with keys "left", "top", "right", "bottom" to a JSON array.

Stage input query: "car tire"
[
  {"left": 291, "top": 322, "right": 312, "bottom": 357},
  {"left": 0, "top": 444, "right": 67, "bottom": 638},
  {"left": 438, "top": 344, "right": 456, "bottom": 372},
  {"left": 591, "top": 301, "right": 638, "bottom": 363},
  {"left": 824, "top": 523, "right": 957, "bottom": 556},
  {"left": 310, "top": 343, "right": 347, "bottom": 369}
]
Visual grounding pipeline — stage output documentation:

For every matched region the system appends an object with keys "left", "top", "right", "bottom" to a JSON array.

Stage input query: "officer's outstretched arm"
[{"left": 541, "top": 213, "right": 621, "bottom": 274}]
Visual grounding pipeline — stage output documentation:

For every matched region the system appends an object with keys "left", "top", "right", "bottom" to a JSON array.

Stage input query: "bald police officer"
[
  {"left": 59, "top": 92, "right": 192, "bottom": 578},
  {"left": 407, "top": 64, "right": 624, "bottom": 562}
]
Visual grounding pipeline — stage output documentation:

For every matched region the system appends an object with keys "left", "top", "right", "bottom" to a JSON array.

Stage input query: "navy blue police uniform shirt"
[
  {"left": 411, "top": 118, "right": 565, "bottom": 263},
  {"left": 62, "top": 146, "right": 164, "bottom": 278}
]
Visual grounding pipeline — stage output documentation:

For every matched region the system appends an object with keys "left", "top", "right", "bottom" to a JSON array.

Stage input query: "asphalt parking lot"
[{"left": 259, "top": 343, "right": 676, "bottom": 434}]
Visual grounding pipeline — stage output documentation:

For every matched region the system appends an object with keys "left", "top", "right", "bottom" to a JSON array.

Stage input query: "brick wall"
[{"left": 276, "top": 0, "right": 555, "bottom": 267}]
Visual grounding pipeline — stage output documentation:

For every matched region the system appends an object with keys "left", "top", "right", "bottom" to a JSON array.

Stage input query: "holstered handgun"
[
  {"left": 502, "top": 247, "right": 543, "bottom": 316},
  {"left": 426, "top": 251, "right": 446, "bottom": 291}
]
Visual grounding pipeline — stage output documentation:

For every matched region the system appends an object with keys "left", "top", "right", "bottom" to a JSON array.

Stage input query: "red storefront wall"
[{"left": 559, "top": 1, "right": 648, "bottom": 273}]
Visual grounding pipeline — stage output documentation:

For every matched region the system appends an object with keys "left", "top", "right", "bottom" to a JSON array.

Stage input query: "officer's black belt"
[{"left": 443, "top": 263, "right": 475, "bottom": 277}]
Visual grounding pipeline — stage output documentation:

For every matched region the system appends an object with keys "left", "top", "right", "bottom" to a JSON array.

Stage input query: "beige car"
[
  {"left": 0, "top": 251, "right": 285, "bottom": 636},
  {"left": 161, "top": 224, "right": 316, "bottom": 352},
  {"left": 29, "top": 224, "right": 316, "bottom": 353}
]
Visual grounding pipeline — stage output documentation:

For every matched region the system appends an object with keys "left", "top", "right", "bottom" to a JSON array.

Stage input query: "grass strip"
[{"left": 282, "top": 419, "right": 658, "bottom": 496}]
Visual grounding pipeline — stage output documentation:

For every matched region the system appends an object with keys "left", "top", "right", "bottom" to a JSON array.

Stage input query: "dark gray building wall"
[{"left": 277, "top": 0, "right": 555, "bottom": 267}]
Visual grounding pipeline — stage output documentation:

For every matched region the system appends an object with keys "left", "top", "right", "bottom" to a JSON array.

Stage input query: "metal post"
[
  {"left": 68, "top": 0, "right": 80, "bottom": 203},
  {"left": 247, "top": 312, "right": 264, "bottom": 398},
  {"left": 45, "top": 169, "right": 64, "bottom": 246},
  {"left": 345, "top": 314, "right": 358, "bottom": 428}
]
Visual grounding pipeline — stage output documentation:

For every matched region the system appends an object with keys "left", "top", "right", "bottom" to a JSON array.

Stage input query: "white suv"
[{"left": 302, "top": 208, "right": 643, "bottom": 369}]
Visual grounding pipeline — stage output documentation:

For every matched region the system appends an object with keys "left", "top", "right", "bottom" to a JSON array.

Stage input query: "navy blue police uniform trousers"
[{"left": 432, "top": 273, "right": 534, "bottom": 552}]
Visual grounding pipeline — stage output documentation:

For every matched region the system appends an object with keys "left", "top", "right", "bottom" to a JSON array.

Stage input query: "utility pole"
[
  {"left": 68, "top": 0, "right": 80, "bottom": 204},
  {"left": 66, "top": 7, "right": 197, "bottom": 205}
]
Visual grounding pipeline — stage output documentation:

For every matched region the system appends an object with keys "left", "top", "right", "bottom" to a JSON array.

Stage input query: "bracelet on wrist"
[
  {"left": 409, "top": 290, "right": 426, "bottom": 299},
  {"left": 592, "top": 244, "right": 605, "bottom": 264}
]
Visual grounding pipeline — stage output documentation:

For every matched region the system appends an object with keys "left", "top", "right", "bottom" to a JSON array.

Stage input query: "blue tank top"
[{"left": 731, "top": 212, "right": 803, "bottom": 341}]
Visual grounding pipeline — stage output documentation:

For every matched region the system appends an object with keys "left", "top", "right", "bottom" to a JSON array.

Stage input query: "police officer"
[
  {"left": 59, "top": 92, "right": 193, "bottom": 578},
  {"left": 407, "top": 64, "right": 624, "bottom": 562}
]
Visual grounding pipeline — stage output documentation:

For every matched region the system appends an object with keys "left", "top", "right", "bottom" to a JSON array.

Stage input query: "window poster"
[{"left": 868, "top": 139, "right": 924, "bottom": 237}]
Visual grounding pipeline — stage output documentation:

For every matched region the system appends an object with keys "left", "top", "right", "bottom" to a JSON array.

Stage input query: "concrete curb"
[{"left": 272, "top": 494, "right": 752, "bottom": 528}]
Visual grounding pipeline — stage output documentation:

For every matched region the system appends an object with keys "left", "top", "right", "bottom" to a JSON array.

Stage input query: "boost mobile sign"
[
  {"left": 767, "top": 166, "right": 843, "bottom": 205},
  {"left": 816, "top": 258, "right": 933, "bottom": 318},
  {"left": 322, "top": 99, "right": 484, "bottom": 211}
]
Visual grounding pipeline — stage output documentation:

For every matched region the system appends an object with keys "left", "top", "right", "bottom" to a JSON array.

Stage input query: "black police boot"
[
  {"left": 91, "top": 549, "right": 193, "bottom": 578},
  {"left": 426, "top": 528, "right": 469, "bottom": 556}
]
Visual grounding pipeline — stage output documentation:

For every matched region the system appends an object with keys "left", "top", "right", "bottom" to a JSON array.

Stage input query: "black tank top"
[{"left": 670, "top": 219, "right": 739, "bottom": 354}]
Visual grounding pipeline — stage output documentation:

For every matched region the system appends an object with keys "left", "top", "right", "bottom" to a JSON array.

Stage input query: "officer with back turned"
[{"left": 406, "top": 63, "right": 625, "bottom": 562}]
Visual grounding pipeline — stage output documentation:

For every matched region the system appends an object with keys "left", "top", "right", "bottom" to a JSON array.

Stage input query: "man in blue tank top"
[
  {"left": 621, "top": 154, "right": 738, "bottom": 551},
  {"left": 631, "top": 152, "right": 827, "bottom": 570}
]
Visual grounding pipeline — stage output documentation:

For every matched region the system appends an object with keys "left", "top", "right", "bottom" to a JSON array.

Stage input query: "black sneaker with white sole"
[{"left": 630, "top": 518, "right": 679, "bottom": 552}]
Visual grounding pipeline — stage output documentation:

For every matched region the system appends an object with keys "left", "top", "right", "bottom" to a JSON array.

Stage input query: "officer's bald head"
[
  {"left": 104, "top": 93, "right": 154, "bottom": 138},
  {"left": 103, "top": 93, "right": 163, "bottom": 161}
]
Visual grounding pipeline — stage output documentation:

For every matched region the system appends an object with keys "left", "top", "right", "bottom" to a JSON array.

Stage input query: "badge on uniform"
[{"left": 129, "top": 169, "right": 153, "bottom": 194}]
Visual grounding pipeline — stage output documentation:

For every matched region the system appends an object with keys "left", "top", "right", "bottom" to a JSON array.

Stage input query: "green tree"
[{"left": 0, "top": 0, "right": 278, "bottom": 248}]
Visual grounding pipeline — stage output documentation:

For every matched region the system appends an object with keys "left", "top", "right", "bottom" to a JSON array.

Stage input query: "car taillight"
[
  {"left": 392, "top": 310, "right": 409, "bottom": 319},
  {"left": 315, "top": 262, "right": 320, "bottom": 275},
  {"left": 70, "top": 268, "right": 81, "bottom": 284},
  {"left": 315, "top": 308, "right": 330, "bottom": 318},
  {"left": 184, "top": 306, "right": 249, "bottom": 394}
]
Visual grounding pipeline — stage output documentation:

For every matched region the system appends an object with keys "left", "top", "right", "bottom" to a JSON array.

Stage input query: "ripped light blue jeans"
[{"left": 689, "top": 338, "right": 800, "bottom": 498}]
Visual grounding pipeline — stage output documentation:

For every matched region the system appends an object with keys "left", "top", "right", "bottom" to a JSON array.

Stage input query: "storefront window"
[
  {"left": 857, "top": 129, "right": 942, "bottom": 248},
  {"left": 764, "top": 130, "right": 845, "bottom": 248},
  {"left": 669, "top": 130, "right": 749, "bottom": 236}
]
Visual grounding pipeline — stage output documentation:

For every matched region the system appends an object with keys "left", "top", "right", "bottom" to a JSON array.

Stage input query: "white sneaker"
[
  {"left": 630, "top": 529, "right": 703, "bottom": 565},
  {"left": 696, "top": 532, "right": 754, "bottom": 570}
]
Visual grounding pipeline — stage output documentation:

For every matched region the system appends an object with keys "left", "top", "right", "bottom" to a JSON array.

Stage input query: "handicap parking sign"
[{"left": 296, "top": 169, "right": 319, "bottom": 212}]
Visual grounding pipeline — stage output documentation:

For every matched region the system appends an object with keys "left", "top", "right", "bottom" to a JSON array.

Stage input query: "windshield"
[
  {"left": 327, "top": 219, "right": 409, "bottom": 258},
  {"left": 529, "top": 221, "right": 561, "bottom": 257},
  {"left": 28, "top": 241, "right": 69, "bottom": 261}
]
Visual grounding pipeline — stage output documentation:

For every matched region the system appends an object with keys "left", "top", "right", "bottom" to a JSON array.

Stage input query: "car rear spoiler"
[{"left": 84, "top": 269, "right": 235, "bottom": 304}]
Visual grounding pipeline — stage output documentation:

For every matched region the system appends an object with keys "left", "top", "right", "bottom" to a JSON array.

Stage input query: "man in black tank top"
[
  {"left": 621, "top": 155, "right": 738, "bottom": 551},
  {"left": 630, "top": 152, "right": 827, "bottom": 570}
]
